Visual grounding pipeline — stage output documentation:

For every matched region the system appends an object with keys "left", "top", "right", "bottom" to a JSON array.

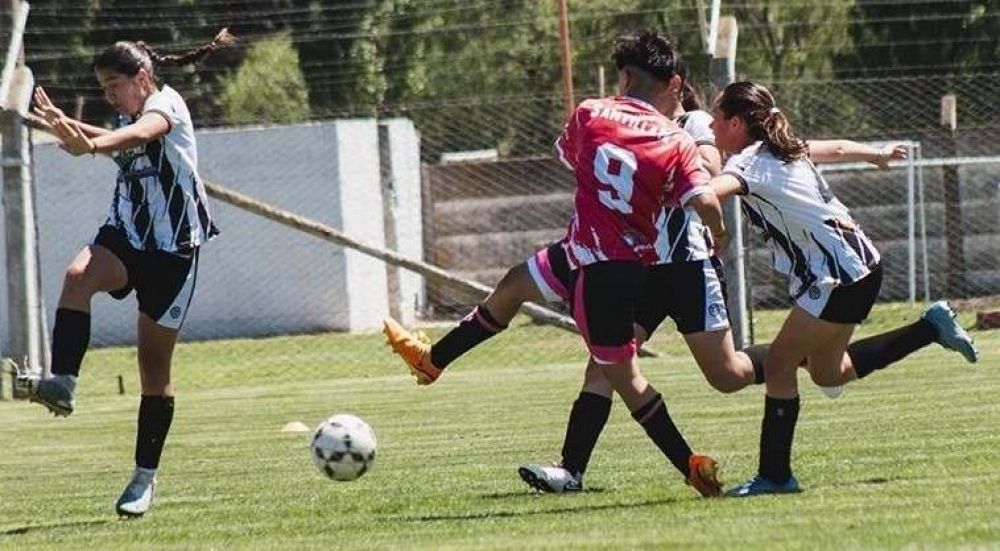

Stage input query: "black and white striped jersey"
[
  {"left": 724, "top": 141, "right": 880, "bottom": 299},
  {"left": 107, "top": 85, "right": 218, "bottom": 254},
  {"left": 652, "top": 109, "right": 716, "bottom": 265}
]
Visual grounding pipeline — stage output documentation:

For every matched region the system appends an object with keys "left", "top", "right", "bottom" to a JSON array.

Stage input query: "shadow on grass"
[
  {"left": 481, "top": 487, "right": 606, "bottom": 499},
  {"left": 398, "top": 495, "right": 680, "bottom": 522},
  {"left": 0, "top": 518, "right": 112, "bottom": 536}
]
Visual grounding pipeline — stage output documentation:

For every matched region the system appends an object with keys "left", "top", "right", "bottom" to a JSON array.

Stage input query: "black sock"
[
  {"left": 430, "top": 304, "right": 507, "bottom": 369},
  {"left": 849, "top": 320, "right": 936, "bottom": 379},
  {"left": 758, "top": 395, "right": 800, "bottom": 484},
  {"left": 50, "top": 308, "right": 91, "bottom": 377},
  {"left": 631, "top": 391, "right": 693, "bottom": 477},
  {"left": 135, "top": 395, "right": 175, "bottom": 470},
  {"left": 744, "top": 344, "right": 770, "bottom": 384},
  {"left": 559, "top": 392, "right": 613, "bottom": 477}
]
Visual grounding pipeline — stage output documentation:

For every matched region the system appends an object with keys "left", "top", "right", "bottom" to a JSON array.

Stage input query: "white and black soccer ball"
[{"left": 310, "top": 414, "right": 377, "bottom": 481}]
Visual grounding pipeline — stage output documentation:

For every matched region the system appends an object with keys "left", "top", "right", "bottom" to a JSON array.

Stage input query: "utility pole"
[
  {"left": 709, "top": 16, "right": 750, "bottom": 347},
  {"left": 556, "top": 0, "right": 574, "bottom": 118}
]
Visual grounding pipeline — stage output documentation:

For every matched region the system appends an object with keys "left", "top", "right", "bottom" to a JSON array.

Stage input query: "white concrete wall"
[{"left": 2, "top": 119, "right": 420, "bottom": 349}]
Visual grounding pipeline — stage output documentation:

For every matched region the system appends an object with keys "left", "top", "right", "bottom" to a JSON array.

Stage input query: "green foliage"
[
  {"left": 218, "top": 32, "right": 310, "bottom": 126},
  {"left": 0, "top": 304, "right": 997, "bottom": 550}
]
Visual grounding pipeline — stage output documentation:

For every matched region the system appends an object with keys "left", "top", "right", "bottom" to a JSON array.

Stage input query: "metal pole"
[
  {"left": 2, "top": 1, "right": 40, "bottom": 399},
  {"left": 917, "top": 144, "right": 929, "bottom": 301},
  {"left": 906, "top": 142, "right": 916, "bottom": 304},
  {"left": 3, "top": 70, "right": 40, "bottom": 397},
  {"left": 556, "top": 0, "right": 574, "bottom": 118},
  {"left": 709, "top": 16, "right": 749, "bottom": 347}
]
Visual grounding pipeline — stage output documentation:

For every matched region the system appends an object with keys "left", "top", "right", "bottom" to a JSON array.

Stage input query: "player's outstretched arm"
[
  {"left": 686, "top": 190, "right": 727, "bottom": 254},
  {"left": 807, "top": 140, "right": 907, "bottom": 169}
]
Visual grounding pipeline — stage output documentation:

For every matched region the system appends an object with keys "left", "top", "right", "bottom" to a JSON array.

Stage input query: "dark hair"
[
  {"left": 715, "top": 81, "right": 806, "bottom": 162},
  {"left": 93, "top": 28, "right": 234, "bottom": 77},
  {"left": 612, "top": 30, "right": 685, "bottom": 82},
  {"left": 680, "top": 80, "right": 703, "bottom": 111}
]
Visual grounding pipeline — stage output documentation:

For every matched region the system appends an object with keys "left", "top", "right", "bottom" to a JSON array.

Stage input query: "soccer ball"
[{"left": 310, "top": 414, "right": 377, "bottom": 481}]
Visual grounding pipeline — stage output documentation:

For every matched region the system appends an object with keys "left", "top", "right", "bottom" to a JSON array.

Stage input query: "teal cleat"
[
  {"left": 725, "top": 475, "right": 801, "bottom": 497},
  {"left": 922, "top": 301, "right": 979, "bottom": 363},
  {"left": 27, "top": 376, "right": 76, "bottom": 417},
  {"left": 116, "top": 468, "right": 157, "bottom": 517}
]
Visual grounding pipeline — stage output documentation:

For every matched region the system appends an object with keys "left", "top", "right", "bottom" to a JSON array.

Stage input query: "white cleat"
[
  {"left": 518, "top": 464, "right": 582, "bottom": 493},
  {"left": 115, "top": 467, "right": 157, "bottom": 517}
]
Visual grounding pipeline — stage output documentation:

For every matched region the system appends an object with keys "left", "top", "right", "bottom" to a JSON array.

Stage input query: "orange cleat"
[
  {"left": 686, "top": 454, "right": 723, "bottom": 497},
  {"left": 382, "top": 318, "right": 443, "bottom": 385}
]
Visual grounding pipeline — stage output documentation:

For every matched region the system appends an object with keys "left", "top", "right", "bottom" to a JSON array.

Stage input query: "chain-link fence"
[{"left": 4, "top": 8, "right": 999, "bottom": 389}]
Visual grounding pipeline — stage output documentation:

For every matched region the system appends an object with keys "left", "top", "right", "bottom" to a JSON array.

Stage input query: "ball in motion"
[{"left": 310, "top": 414, "right": 377, "bottom": 481}]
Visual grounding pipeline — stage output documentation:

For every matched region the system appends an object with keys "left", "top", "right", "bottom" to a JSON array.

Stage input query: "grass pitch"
[{"left": 0, "top": 302, "right": 997, "bottom": 550}]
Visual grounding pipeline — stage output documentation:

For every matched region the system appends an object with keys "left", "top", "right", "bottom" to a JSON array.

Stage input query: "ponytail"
[
  {"left": 94, "top": 28, "right": 235, "bottom": 77},
  {"left": 716, "top": 82, "right": 806, "bottom": 163},
  {"left": 680, "top": 80, "right": 703, "bottom": 111},
  {"left": 137, "top": 28, "right": 235, "bottom": 68}
]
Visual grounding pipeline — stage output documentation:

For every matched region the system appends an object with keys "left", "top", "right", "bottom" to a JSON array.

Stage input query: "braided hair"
[{"left": 93, "top": 28, "right": 235, "bottom": 77}]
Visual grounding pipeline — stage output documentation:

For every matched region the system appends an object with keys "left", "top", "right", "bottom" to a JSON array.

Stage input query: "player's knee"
[
  {"left": 706, "top": 372, "right": 744, "bottom": 394},
  {"left": 808, "top": 368, "right": 841, "bottom": 387},
  {"left": 62, "top": 265, "right": 96, "bottom": 295}
]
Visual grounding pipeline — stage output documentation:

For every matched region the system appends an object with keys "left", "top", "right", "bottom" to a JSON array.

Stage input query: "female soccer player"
[
  {"left": 707, "top": 81, "right": 979, "bottom": 496},
  {"left": 387, "top": 30, "right": 730, "bottom": 497},
  {"left": 27, "top": 29, "right": 233, "bottom": 516}
]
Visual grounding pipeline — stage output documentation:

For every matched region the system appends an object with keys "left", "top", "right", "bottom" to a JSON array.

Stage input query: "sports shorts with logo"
[
  {"left": 93, "top": 225, "right": 200, "bottom": 330},
  {"left": 796, "top": 263, "right": 883, "bottom": 324},
  {"left": 635, "top": 257, "right": 730, "bottom": 336}
]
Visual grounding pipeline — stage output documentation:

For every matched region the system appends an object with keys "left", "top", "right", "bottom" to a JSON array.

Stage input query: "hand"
[
  {"left": 871, "top": 143, "right": 907, "bottom": 170},
  {"left": 53, "top": 119, "right": 96, "bottom": 157},
  {"left": 32, "top": 87, "right": 66, "bottom": 128},
  {"left": 711, "top": 228, "right": 729, "bottom": 256}
]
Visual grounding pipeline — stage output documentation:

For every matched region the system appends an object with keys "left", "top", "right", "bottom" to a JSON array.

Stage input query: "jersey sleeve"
[
  {"left": 722, "top": 146, "right": 760, "bottom": 195},
  {"left": 142, "top": 89, "right": 183, "bottom": 132},
  {"left": 682, "top": 110, "right": 716, "bottom": 146},
  {"left": 665, "top": 132, "right": 712, "bottom": 207}
]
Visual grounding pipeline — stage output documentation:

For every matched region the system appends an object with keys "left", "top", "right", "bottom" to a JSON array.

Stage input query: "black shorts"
[
  {"left": 816, "top": 264, "right": 883, "bottom": 324},
  {"left": 568, "top": 261, "right": 645, "bottom": 364},
  {"left": 635, "top": 258, "right": 731, "bottom": 336},
  {"left": 93, "top": 225, "right": 200, "bottom": 330}
]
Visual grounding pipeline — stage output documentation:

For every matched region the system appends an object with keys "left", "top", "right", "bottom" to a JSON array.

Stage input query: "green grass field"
[{"left": 1, "top": 302, "right": 997, "bottom": 550}]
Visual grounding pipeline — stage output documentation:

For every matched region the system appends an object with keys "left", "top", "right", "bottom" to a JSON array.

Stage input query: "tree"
[{"left": 218, "top": 32, "right": 310, "bottom": 126}]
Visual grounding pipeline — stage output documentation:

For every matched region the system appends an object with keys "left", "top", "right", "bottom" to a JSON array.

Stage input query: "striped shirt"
[
  {"left": 107, "top": 85, "right": 218, "bottom": 254},
  {"left": 724, "top": 141, "right": 880, "bottom": 299},
  {"left": 652, "top": 110, "right": 717, "bottom": 264}
]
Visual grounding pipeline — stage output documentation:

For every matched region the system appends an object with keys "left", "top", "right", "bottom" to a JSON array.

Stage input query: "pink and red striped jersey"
[{"left": 555, "top": 96, "right": 710, "bottom": 267}]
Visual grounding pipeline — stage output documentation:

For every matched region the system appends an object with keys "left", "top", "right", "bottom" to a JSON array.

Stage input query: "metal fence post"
[
  {"left": 2, "top": 0, "right": 42, "bottom": 398},
  {"left": 709, "top": 16, "right": 749, "bottom": 347}
]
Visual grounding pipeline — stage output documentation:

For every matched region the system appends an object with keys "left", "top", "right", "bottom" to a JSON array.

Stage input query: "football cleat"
[
  {"left": 922, "top": 301, "right": 979, "bottom": 363},
  {"left": 26, "top": 375, "right": 76, "bottom": 417},
  {"left": 686, "top": 455, "right": 723, "bottom": 497},
  {"left": 724, "top": 475, "right": 801, "bottom": 498},
  {"left": 116, "top": 467, "right": 157, "bottom": 517},
  {"left": 382, "top": 318, "right": 442, "bottom": 385},
  {"left": 518, "top": 463, "right": 582, "bottom": 493}
]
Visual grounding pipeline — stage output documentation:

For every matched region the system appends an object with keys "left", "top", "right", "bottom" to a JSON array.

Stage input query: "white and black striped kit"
[{"left": 107, "top": 85, "right": 217, "bottom": 254}]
